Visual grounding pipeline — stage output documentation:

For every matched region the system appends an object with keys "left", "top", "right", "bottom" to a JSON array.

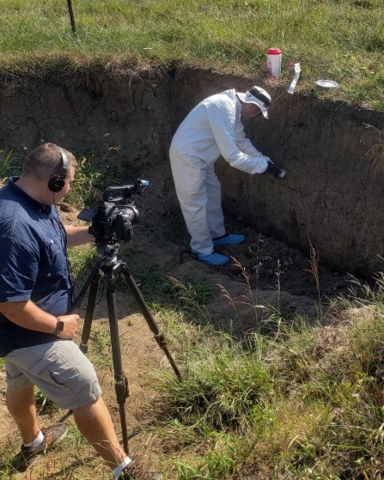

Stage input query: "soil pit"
[{"left": 0, "top": 66, "right": 383, "bottom": 277}]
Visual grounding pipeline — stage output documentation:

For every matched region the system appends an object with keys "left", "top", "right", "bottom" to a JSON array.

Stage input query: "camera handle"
[{"left": 67, "top": 250, "right": 182, "bottom": 454}]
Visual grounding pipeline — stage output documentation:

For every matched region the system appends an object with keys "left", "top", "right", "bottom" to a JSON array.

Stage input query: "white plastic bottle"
[{"left": 267, "top": 48, "right": 282, "bottom": 78}]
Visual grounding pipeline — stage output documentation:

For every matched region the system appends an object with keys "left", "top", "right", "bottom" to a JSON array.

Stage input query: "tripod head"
[{"left": 95, "top": 243, "right": 120, "bottom": 268}]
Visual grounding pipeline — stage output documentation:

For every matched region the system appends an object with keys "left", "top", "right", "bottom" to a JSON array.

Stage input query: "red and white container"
[{"left": 267, "top": 48, "right": 282, "bottom": 78}]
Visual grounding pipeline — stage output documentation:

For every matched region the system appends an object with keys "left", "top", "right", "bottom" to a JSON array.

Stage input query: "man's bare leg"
[
  {"left": 7, "top": 389, "right": 126, "bottom": 469},
  {"left": 73, "top": 396, "right": 127, "bottom": 468},
  {"left": 6, "top": 387, "right": 40, "bottom": 444}
]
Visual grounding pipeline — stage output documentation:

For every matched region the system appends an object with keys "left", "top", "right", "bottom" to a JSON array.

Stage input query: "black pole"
[
  {"left": 67, "top": 0, "right": 76, "bottom": 33},
  {"left": 121, "top": 264, "right": 182, "bottom": 381},
  {"left": 106, "top": 274, "right": 130, "bottom": 453},
  {"left": 69, "top": 253, "right": 109, "bottom": 313},
  {"left": 79, "top": 273, "right": 101, "bottom": 354}
]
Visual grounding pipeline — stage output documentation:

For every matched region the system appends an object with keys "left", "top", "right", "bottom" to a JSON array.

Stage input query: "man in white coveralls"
[{"left": 170, "top": 85, "right": 284, "bottom": 266}]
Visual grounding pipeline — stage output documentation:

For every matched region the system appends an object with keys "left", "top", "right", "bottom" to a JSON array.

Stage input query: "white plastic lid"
[{"left": 315, "top": 79, "right": 340, "bottom": 89}]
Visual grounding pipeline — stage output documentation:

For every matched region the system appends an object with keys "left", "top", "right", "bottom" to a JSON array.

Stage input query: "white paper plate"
[{"left": 316, "top": 79, "right": 340, "bottom": 89}]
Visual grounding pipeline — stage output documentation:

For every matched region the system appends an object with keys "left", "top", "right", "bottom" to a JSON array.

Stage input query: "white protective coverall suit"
[{"left": 169, "top": 88, "right": 270, "bottom": 256}]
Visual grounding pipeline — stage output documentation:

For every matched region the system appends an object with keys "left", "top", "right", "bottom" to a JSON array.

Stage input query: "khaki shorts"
[{"left": 4, "top": 340, "right": 102, "bottom": 410}]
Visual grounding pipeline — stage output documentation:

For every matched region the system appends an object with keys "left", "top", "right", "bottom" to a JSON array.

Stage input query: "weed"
[
  {"left": 0, "top": 147, "right": 24, "bottom": 182},
  {"left": 122, "top": 267, "right": 216, "bottom": 315},
  {"left": 66, "top": 422, "right": 88, "bottom": 448},
  {"left": 64, "top": 155, "right": 103, "bottom": 207},
  {"left": 249, "top": 234, "right": 263, "bottom": 323},
  {"left": 163, "top": 336, "right": 270, "bottom": 431},
  {"left": 173, "top": 431, "right": 240, "bottom": 479},
  {"left": 0, "top": 439, "right": 19, "bottom": 478},
  {"left": 218, "top": 255, "right": 289, "bottom": 338},
  {"left": 67, "top": 243, "right": 97, "bottom": 288},
  {"left": 164, "top": 275, "right": 215, "bottom": 323},
  {"left": 89, "top": 326, "right": 113, "bottom": 368},
  {"left": 35, "top": 387, "right": 58, "bottom": 415},
  {"left": 307, "top": 238, "right": 323, "bottom": 320}
]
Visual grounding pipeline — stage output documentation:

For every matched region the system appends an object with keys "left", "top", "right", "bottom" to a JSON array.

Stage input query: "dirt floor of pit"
[{"left": 0, "top": 206, "right": 357, "bottom": 478}]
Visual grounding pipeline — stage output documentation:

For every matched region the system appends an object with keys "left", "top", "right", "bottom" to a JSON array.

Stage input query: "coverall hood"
[{"left": 237, "top": 86, "right": 271, "bottom": 119}]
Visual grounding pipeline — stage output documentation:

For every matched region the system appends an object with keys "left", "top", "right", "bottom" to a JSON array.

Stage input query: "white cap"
[{"left": 237, "top": 86, "right": 272, "bottom": 119}]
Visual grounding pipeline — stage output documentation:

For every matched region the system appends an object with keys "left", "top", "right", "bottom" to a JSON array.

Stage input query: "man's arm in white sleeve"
[{"left": 207, "top": 104, "right": 269, "bottom": 174}]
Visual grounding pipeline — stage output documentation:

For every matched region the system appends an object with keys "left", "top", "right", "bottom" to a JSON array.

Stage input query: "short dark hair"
[{"left": 23, "top": 143, "right": 77, "bottom": 180}]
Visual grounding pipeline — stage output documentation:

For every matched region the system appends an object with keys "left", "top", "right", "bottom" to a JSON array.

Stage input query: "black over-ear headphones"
[{"left": 48, "top": 146, "right": 69, "bottom": 193}]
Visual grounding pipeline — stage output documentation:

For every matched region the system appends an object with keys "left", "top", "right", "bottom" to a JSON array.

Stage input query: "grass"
[
  {"left": 155, "top": 287, "right": 384, "bottom": 479},
  {"left": 35, "top": 387, "right": 58, "bottom": 415},
  {"left": 0, "top": 0, "right": 384, "bottom": 108},
  {"left": 89, "top": 326, "right": 113, "bottom": 368},
  {"left": 0, "top": 147, "right": 24, "bottom": 182}
]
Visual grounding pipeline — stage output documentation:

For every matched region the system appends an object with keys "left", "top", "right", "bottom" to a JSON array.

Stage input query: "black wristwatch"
[{"left": 53, "top": 317, "right": 64, "bottom": 336}]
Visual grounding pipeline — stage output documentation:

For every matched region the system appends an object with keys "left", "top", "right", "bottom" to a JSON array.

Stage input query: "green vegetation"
[
  {"left": 130, "top": 270, "right": 216, "bottom": 311},
  {"left": 1, "top": 0, "right": 384, "bottom": 108},
  {"left": 89, "top": 326, "right": 113, "bottom": 368},
  {"left": 35, "top": 387, "right": 58, "bottom": 415},
  {"left": 155, "top": 279, "right": 384, "bottom": 479},
  {"left": 0, "top": 147, "right": 24, "bottom": 182}
]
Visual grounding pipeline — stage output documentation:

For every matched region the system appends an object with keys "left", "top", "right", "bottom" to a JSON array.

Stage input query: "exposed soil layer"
[{"left": 0, "top": 66, "right": 383, "bottom": 276}]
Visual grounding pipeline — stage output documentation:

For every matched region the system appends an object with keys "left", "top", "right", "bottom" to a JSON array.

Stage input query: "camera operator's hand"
[{"left": 56, "top": 314, "right": 80, "bottom": 339}]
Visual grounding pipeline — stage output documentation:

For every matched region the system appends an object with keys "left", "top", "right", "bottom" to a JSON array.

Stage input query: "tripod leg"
[
  {"left": 105, "top": 277, "right": 130, "bottom": 454},
  {"left": 80, "top": 273, "right": 101, "bottom": 354},
  {"left": 120, "top": 265, "right": 182, "bottom": 381}
]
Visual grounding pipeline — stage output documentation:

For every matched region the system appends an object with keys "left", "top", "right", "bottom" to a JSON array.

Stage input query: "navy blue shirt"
[{"left": 0, "top": 177, "right": 73, "bottom": 357}]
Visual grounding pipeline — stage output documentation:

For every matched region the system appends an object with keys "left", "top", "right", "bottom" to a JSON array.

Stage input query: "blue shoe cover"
[
  {"left": 196, "top": 252, "right": 229, "bottom": 266},
  {"left": 212, "top": 233, "right": 245, "bottom": 246}
]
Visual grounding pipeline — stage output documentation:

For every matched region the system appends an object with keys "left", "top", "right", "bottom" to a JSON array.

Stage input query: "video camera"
[{"left": 78, "top": 180, "right": 149, "bottom": 245}]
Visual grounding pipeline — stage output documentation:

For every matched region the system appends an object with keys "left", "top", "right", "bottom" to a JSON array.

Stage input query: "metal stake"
[{"left": 67, "top": 0, "right": 76, "bottom": 33}]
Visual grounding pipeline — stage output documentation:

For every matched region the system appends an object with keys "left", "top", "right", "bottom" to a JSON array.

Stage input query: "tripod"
[{"left": 70, "top": 243, "right": 182, "bottom": 453}]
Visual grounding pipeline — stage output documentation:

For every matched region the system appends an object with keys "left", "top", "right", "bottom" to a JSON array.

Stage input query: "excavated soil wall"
[{"left": 0, "top": 68, "right": 383, "bottom": 275}]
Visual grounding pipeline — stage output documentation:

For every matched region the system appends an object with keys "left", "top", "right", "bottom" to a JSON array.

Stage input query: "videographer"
[{"left": 0, "top": 143, "right": 150, "bottom": 480}]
